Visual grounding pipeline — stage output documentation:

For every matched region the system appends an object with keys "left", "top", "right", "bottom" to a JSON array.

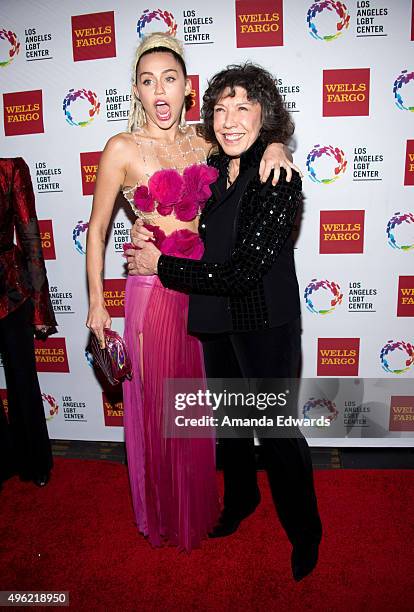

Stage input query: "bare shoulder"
[
  {"left": 103, "top": 131, "right": 135, "bottom": 155},
  {"left": 187, "top": 124, "right": 211, "bottom": 155}
]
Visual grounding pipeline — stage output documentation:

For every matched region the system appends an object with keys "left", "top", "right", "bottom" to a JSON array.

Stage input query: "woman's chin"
[{"left": 149, "top": 113, "right": 180, "bottom": 131}]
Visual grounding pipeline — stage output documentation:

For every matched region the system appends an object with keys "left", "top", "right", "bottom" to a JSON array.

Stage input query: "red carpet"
[{"left": 1, "top": 459, "right": 413, "bottom": 611}]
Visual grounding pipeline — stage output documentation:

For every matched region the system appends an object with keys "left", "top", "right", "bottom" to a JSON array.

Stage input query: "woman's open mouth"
[{"left": 155, "top": 100, "right": 171, "bottom": 121}]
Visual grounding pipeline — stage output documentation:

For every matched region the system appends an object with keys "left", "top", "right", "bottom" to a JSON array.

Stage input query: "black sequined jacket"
[{"left": 157, "top": 137, "right": 302, "bottom": 333}]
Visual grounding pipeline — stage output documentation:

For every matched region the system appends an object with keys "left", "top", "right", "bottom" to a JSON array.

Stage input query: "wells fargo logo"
[
  {"left": 0, "top": 29, "right": 20, "bottom": 67},
  {"left": 323, "top": 68, "right": 370, "bottom": 117},
  {"left": 404, "top": 140, "right": 414, "bottom": 186},
  {"left": 235, "top": 0, "right": 283, "bottom": 48},
  {"left": 389, "top": 396, "right": 414, "bottom": 431},
  {"left": 71, "top": 11, "right": 116, "bottom": 61},
  {"left": 397, "top": 276, "right": 414, "bottom": 317},
  {"left": 80, "top": 151, "right": 101, "bottom": 195},
  {"left": 102, "top": 390, "right": 123, "bottom": 426},
  {"left": 103, "top": 279, "right": 126, "bottom": 317},
  {"left": 317, "top": 338, "right": 360, "bottom": 376},
  {"left": 186, "top": 74, "right": 200, "bottom": 122},
  {"left": 320, "top": 210, "right": 365, "bottom": 254},
  {"left": 3, "top": 89, "right": 44, "bottom": 136},
  {"left": 0, "top": 388, "right": 9, "bottom": 421},
  {"left": 38, "top": 219, "right": 56, "bottom": 260},
  {"left": 34, "top": 338, "right": 70, "bottom": 373}
]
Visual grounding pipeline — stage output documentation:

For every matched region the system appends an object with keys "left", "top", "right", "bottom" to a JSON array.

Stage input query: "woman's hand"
[
  {"left": 131, "top": 218, "right": 154, "bottom": 247},
  {"left": 260, "top": 143, "right": 302, "bottom": 185},
  {"left": 125, "top": 241, "right": 161, "bottom": 276},
  {"left": 34, "top": 324, "right": 54, "bottom": 337},
  {"left": 86, "top": 303, "right": 111, "bottom": 348}
]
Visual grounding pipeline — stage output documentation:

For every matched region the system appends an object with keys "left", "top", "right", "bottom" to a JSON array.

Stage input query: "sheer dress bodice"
[{"left": 122, "top": 127, "right": 217, "bottom": 259}]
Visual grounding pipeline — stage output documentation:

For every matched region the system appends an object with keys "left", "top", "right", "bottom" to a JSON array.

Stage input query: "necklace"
[
  {"left": 227, "top": 161, "right": 239, "bottom": 187},
  {"left": 132, "top": 126, "right": 207, "bottom": 175}
]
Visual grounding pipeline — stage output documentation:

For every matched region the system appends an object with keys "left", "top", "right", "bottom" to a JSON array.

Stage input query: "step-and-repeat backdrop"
[{"left": 1, "top": 0, "right": 413, "bottom": 446}]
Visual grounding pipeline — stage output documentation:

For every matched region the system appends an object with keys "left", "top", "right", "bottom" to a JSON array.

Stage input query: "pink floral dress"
[{"left": 122, "top": 162, "right": 220, "bottom": 551}]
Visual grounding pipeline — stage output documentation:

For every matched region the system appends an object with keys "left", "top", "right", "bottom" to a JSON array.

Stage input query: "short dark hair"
[{"left": 199, "top": 63, "right": 294, "bottom": 146}]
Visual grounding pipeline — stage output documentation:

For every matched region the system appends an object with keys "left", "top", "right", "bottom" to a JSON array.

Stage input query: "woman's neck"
[
  {"left": 141, "top": 120, "right": 182, "bottom": 144},
  {"left": 228, "top": 158, "right": 240, "bottom": 184}
]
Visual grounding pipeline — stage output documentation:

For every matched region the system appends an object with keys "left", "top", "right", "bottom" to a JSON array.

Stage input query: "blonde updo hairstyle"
[{"left": 127, "top": 33, "right": 188, "bottom": 132}]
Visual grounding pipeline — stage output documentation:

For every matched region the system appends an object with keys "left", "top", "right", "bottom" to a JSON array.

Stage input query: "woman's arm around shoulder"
[{"left": 131, "top": 168, "right": 302, "bottom": 296}]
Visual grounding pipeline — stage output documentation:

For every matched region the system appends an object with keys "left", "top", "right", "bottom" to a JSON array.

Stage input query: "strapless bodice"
[{"left": 122, "top": 163, "right": 218, "bottom": 223}]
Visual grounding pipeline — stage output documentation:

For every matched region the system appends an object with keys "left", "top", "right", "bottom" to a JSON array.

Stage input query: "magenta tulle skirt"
[{"left": 123, "top": 274, "right": 220, "bottom": 551}]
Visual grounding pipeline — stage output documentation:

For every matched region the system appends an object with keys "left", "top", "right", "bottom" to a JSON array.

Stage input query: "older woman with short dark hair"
[{"left": 127, "top": 63, "right": 322, "bottom": 581}]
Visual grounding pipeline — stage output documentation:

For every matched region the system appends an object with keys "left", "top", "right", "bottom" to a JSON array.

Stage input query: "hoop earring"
[
  {"left": 179, "top": 104, "right": 187, "bottom": 132},
  {"left": 134, "top": 97, "right": 146, "bottom": 129}
]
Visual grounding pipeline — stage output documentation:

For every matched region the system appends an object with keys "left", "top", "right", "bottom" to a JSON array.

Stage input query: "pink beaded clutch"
[{"left": 90, "top": 328, "right": 132, "bottom": 386}]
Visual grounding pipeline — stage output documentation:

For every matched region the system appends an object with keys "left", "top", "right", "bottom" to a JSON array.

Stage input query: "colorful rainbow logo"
[
  {"left": 63, "top": 89, "right": 100, "bottom": 127},
  {"left": 304, "top": 279, "right": 343, "bottom": 315},
  {"left": 303, "top": 398, "right": 338, "bottom": 425},
  {"left": 0, "top": 28, "right": 20, "bottom": 67},
  {"left": 393, "top": 70, "right": 414, "bottom": 112},
  {"left": 136, "top": 9, "right": 177, "bottom": 39},
  {"left": 386, "top": 212, "right": 414, "bottom": 251},
  {"left": 306, "top": 145, "right": 347, "bottom": 184},
  {"left": 380, "top": 340, "right": 414, "bottom": 375},
  {"left": 306, "top": 0, "right": 350, "bottom": 42},
  {"left": 42, "top": 393, "right": 59, "bottom": 420},
  {"left": 73, "top": 220, "right": 89, "bottom": 255}
]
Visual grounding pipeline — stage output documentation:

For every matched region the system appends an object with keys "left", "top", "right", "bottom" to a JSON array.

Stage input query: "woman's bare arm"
[{"left": 86, "top": 134, "right": 128, "bottom": 346}]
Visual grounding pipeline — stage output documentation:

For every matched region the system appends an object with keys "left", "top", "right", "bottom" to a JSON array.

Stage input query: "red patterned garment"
[{"left": 0, "top": 158, "right": 56, "bottom": 328}]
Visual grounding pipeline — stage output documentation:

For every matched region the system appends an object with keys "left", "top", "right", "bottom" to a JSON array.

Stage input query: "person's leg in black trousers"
[
  {"left": 0, "top": 299, "right": 53, "bottom": 485},
  {"left": 230, "top": 318, "right": 322, "bottom": 580},
  {"left": 201, "top": 333, "right": 260, "bottom": 521},
  {"left": 231, "top": 318, "right": 322, "bottom": 549}
]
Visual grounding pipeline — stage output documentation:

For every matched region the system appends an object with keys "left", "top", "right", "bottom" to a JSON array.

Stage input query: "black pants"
[
  {"left": 0, "top": 299, "right": 52, "bottom": 483},
  {"left": 200, "top": 318, "right": 322, "bottom": 546}
]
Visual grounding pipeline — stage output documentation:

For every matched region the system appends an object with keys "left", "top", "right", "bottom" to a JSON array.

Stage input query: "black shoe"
[
  {"left": 291, "top": 541, "right": 319, "bottom": 582},
  {"left": 33, "top": 472, "right": 50, "bottom": 487},
  {"left": 208, "top": 498, "right": 260, "bottom": 539},
  {"left": 208, "top": 511, "right": 242, "bottom": 538}
]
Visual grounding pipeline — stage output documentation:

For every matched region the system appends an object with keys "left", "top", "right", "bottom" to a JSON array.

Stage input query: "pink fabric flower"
[
  {"left": 161, "top": 229, "right": 204, "bottom": 259},
  {"left": 183, "top": 165, "right": 218, "bottom": 208},
  {"left": 148, "top": 169, "right": 184, "bottom": 210},
  {"left": 133, "top": 185, "right": 154, "bottom": 212},
  {"left": 175, "top": 195, "right": 199, "bottom": 222},
  {"left": 144, "top": 224, "right": 166, "bottom": 251}
]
